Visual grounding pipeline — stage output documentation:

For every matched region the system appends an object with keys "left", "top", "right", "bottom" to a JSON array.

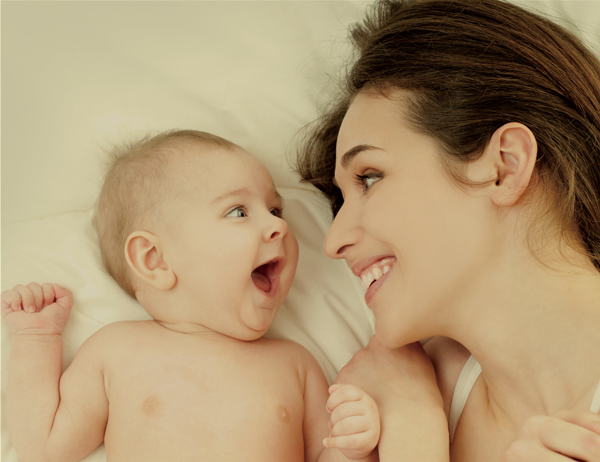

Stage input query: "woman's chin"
[
  {"left": 373, "top": 328, "right": 403, "bottom": 348},
  {"left": 374, "top": 324, "right": 420, "bottom": 348}
]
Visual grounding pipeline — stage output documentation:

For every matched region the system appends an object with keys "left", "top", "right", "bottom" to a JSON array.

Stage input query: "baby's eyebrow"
[
  {"left": 211, "top": 187, "right": 251, "bottom": 204},
  {"left": 273, "top": 190, "right": 284, "bottom": 204}
]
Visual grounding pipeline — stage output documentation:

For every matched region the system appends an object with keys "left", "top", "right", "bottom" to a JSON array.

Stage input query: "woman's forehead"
[
  {"left": 336, "top": 93, "right": 409, "bottom": 166},
  {"left": 338, "top": 93, "right": 405, "bottom": 150}
]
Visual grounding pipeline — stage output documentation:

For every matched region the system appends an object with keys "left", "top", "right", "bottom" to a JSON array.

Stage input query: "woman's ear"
[
  {"left": 486, "top": 122, "right": 537, "bottom": 207},
  {"left": 125, "top": 231, "right": 176, "bottom": 291}
]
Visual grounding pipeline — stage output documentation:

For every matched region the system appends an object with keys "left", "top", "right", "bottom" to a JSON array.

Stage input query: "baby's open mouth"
[{"left": 251, "top": 259, "right": 282, "bottom": 297}]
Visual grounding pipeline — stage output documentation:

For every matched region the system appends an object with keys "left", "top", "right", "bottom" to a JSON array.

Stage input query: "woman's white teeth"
[
  {"left": 361, "top": 266, "right": 386, "bottom": 290},
  {"left": 372, "top": 267, "right": 383, "bottom": 280}
]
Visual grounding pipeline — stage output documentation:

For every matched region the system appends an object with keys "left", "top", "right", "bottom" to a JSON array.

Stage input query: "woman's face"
[{"left": 325, "top": 92, "right": 495, "bottom": 347}]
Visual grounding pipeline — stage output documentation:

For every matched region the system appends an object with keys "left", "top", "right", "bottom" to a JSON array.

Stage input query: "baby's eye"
[
  {"left": 270, "top": 207, "right": 283, "bottom": 218},
  {"left": 353, "top": 172, "right": 383, "bottom": 192},
  {"left": 226, "top": 207, "right": 246, "bottom": 218}
]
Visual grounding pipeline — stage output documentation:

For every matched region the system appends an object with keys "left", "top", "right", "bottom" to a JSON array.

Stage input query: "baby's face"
[{"left": 160, "top": 146, "right": 299, "bottom": 340}]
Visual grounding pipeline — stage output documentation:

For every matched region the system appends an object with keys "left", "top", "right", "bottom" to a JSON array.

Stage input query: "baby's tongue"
[{"left": 251, "top": 271, "right": 271, "bottom": 292}]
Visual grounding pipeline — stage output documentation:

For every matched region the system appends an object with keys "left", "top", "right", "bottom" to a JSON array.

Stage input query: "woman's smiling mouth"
[
  {"left": 352, "top": 256, "right": 397, "bottom": 305},
  {"left": 359, "top": 257, "right": 395, "bottom": 290}
]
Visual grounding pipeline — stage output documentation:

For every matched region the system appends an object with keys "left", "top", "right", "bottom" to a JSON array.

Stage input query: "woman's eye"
[
  {"left": 353, "top": 172, "right": 383, "bottom": 191},
  {"left": 226, "top": 207, "right": 246, "bottom": 218}
]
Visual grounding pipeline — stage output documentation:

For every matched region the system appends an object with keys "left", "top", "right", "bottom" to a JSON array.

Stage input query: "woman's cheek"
[{"left": 363, "top": 187, "right": 404, "bottom": 245}]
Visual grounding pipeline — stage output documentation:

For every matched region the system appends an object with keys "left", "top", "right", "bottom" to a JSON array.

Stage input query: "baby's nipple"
[
  {"left": 142, "top": 395, "right": 162, "bottom": 416},
  {"left": 276, "top": 404, "right": 290, "bottom": 424}
]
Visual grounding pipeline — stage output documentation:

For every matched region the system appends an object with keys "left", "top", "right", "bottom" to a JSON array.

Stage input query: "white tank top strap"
[
  {"left": 591, "top": 380, "right": 600, "bottom": 413},
  {"left": 448, "top": 355, "right": 482, "bottom": 442}
]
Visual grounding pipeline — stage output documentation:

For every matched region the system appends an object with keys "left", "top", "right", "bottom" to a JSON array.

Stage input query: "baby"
[{"left": 2, "top": 130, "right": 380, "bottom": 462}]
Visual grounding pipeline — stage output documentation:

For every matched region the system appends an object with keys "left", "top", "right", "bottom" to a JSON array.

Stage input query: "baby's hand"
[
  {"left": 324, "top": 383, "right": 380, "bottom": 461},
  {"left": 1, "top": 283, "right": 73, "bottom": 336}
]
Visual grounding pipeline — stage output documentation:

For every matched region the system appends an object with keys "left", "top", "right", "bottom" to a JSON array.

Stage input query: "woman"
[{"left": 296, "top": 0, "right": 600, "bottom": 460}]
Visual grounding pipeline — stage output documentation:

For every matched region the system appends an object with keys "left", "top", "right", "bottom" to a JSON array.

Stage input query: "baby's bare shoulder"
[
  {"left": 256, "top": 338, "right": 321, "bottom": 376},
  {"left": 258, "top": 337, "right": 314, "bottom": 359},
  {"left": 88, "top": 319, "right": 153, "bottom": 337},
  {"left": 80, "top": 320, "right": 157, "bottom": 352}
]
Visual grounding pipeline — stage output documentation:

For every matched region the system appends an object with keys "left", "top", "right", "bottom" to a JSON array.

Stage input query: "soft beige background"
[{"left": 2, "top": 1, "right": 599, "bottom": 461}]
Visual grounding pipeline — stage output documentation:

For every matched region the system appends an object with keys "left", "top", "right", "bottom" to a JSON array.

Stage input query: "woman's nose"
[{"left": 323, "top": 201, "right": 360, "bottom": 259}]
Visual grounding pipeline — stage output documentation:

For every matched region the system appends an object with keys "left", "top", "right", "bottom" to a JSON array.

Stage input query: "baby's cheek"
[
  {"left": 281, "top": 236, "right": 299, "bottom": 295},
  {"left": 286, "top": 233, "right": 299, "bottom": 272}
]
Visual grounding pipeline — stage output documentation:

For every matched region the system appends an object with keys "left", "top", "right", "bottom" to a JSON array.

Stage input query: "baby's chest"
[{"left": 104, "top": 352, "right": 305, "bottom": 457}]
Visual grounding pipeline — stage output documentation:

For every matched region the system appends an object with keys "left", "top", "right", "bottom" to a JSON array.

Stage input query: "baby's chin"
[
  {"left": 239, "top": 305, "right": 281, "bottom": 340},
  {"left": 230, "top": 322, "right": 273, "bottom": 342}
]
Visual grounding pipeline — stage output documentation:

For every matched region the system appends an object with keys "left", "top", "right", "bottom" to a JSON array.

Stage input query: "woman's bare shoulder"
[{"left": 424, "top": 337, "right": 472, "bottom": 418}]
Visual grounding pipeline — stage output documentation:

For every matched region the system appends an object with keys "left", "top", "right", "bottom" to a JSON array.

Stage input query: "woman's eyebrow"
[{"left": 341, "top": 144, "right": 383, "bottom": 168}]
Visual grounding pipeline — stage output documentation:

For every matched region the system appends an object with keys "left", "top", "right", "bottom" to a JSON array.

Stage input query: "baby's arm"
[
  {"left": 300, "top": 348, "right": 380, "bottom": 462},
  {"left": 2, "top": 283, "right": 109, "bottom": 462}
]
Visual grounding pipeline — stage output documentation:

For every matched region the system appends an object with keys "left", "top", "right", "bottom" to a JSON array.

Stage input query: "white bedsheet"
[{"left": 2, "top": 2, "right": 599, "bottom": 461}]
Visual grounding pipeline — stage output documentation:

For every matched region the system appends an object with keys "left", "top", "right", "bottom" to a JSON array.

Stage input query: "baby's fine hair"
[
  {"left": 94, "top": 129, "right": 238, "bottom": 298},
  {"left": 296, "top": 0, "right": 600, "bottom": 271}
]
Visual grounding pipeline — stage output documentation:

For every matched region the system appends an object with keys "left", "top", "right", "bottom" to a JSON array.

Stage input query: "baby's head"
[{"left": 95, "top": 130, "right": 299, "bottom": 340}]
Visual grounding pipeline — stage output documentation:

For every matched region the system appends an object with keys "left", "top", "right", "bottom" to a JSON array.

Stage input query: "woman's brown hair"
[{"left": 295, "top": 0, "right": 600, "bottom": 270}]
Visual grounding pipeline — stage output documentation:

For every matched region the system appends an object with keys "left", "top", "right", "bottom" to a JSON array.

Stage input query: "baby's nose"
[{"left": 265, "top": 216, "right": 288, "bottom": 241}]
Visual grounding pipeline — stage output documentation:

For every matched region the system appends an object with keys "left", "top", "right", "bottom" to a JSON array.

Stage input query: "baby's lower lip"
[
  {"left": 264, "top": 276, "right": 278, "bottom": 299},
  {"left": 364, "top": 265, "right": 392, "bottom": 306},
  {"left": 251, "top": 271, "right": 279, "bottom": 300}
]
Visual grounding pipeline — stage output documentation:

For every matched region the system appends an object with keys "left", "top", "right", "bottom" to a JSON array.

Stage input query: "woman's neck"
[{"left": 445, "top": 244, "right": 600, "bottom": 423}]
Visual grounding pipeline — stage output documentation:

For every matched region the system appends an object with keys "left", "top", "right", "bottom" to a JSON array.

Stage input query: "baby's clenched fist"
[
  {"left": 323, "top": 383, "right": 380, "bottom": 462},
  {"left": 1, "top": 283, "right": 73, "bottom": 335}
]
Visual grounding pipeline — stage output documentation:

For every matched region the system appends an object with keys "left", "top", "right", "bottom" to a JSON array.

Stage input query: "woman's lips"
[
  {"left": 364, "top": 266, "right": 392, "bottom": 305},
  {"left": 359, "top": 257, "right": 396, "bottom": 289},
  {"left": 357, "top": 257, "right": 396, "bottom": 306}
]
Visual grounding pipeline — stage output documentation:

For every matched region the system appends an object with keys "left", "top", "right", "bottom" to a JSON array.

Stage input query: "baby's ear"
[{"left": 125, "top": 231, "right": 176, "bottom": 291}]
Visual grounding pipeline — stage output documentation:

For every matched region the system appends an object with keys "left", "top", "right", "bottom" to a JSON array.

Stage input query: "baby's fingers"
[
  {"left": 323, "top": 432, "right": 372, "bottom": 450},
  {"left": 11, "top": 284, "right": 37, "bottom": 313},
  {"left": 52, "top": 284, "right": 74, "bottom": 312},
  {"left": 26, "top": 282, "right": 46, "bottom": 312},
  {"left": 327, "top": 384, "right": 365, "bottom": 412},
  {"left": 1, "top": 290, "right": 24, "bottom": 313},
  {"left": 330, "top": 415, "right": 370, "bottom": 436},
  {"left": 41, "top": 283, "right": 56, "bottom": 308},
  {"left": 330, "top": 401, "right": 367, "bottom": 429}
]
